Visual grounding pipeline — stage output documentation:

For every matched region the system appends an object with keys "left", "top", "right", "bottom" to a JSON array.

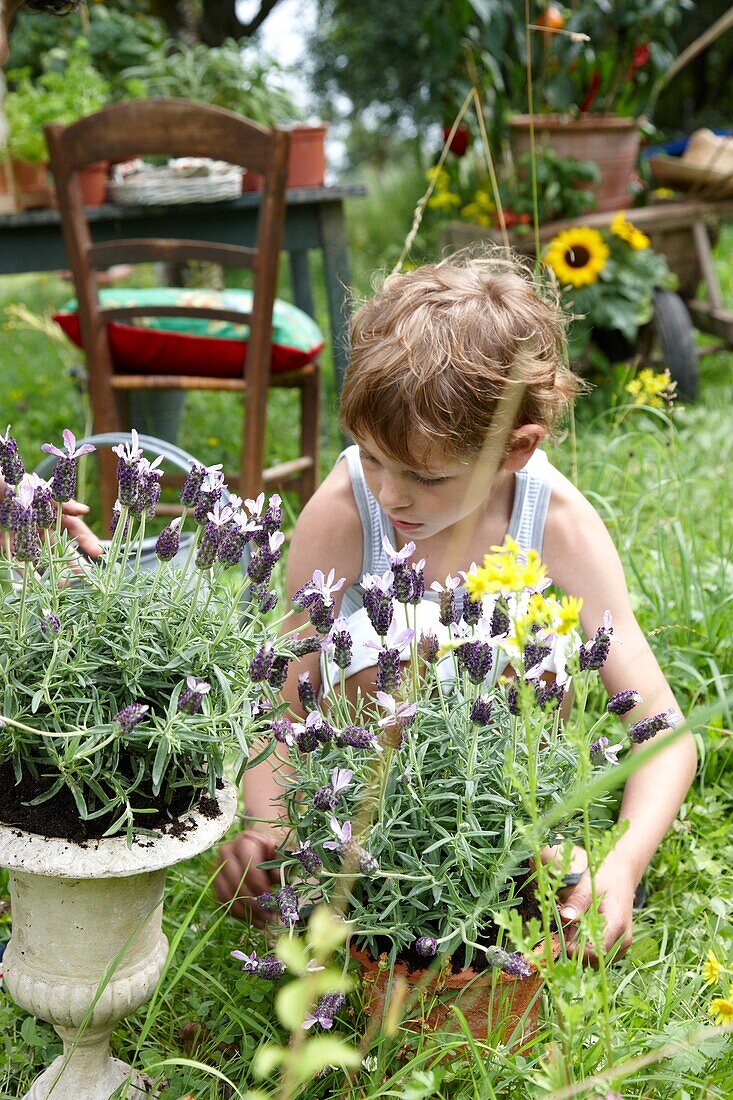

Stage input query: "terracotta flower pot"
[
  {"left": 12, "top": 159, "right": 49, "bottom": 194},
  {"left": 353, "top": 935, "right": 560, "bottom": 1049},
  {"left": 509, "top": 114, "right": 641, "bottom": 213},
  {"left": 77, "top": 161, "right": 109, "bottom": 206},
  {"left": 286, "top": 123, "right": 327, "bottom": 189},
  {"left": 0, "top": 781, "right": 237, "bottom": 1100}
]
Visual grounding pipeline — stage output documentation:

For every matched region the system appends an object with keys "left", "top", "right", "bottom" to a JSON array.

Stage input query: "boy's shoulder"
[
  {"left": 543, "top": 463, "right": 624, "bottom": 586},
  {"left": 287, "top": 456, "right": 364, "bottom": 595}
]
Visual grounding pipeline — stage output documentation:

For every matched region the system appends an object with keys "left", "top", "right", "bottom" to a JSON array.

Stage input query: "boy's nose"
[{"left": 378, "top": 473, "right": 411, "bottom": 511}]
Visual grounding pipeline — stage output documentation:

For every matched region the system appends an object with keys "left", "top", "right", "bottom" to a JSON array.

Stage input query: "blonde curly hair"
[{"left": 340, "top": 251, "right": 582, "bottom": 465}]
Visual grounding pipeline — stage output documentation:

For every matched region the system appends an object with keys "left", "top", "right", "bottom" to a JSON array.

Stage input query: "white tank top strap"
[{"left": 507, "top": 448, "right": 553, "bottom": 557}]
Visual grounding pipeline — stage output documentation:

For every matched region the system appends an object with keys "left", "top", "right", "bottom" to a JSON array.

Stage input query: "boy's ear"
[{"left": 502, "top": 424, "right": 545, "bottom": 472}]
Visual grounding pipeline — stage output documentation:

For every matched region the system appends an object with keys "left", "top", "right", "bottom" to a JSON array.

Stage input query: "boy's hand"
[
  {"left": 559, "top": 853, "right": 637, "bottom": 963},
  {"left": 214, "top": 830, "right": 280, "bottom": 926}
]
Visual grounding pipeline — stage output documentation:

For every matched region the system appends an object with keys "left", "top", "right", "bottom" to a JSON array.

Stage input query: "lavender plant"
[
  {"left": 0, "top": 428, "right": 289, "bottom": 839},
  {"left": 263, "top": 537, "right": 681, "bottom": 975}
]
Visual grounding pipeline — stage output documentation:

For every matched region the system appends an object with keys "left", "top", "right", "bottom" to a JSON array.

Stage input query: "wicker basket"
[{"left": 108, "top": 158, "right": 243, "bottom": 206}]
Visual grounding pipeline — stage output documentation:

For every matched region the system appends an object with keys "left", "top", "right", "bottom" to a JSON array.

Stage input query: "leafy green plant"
[
  {"left": 0, "top": 428, "right": 289, "bottom": 837},
  {"left": 124, "top": 38, "right": 298, "bottom": 126}
]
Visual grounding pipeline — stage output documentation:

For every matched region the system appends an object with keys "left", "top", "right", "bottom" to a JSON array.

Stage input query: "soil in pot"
[{"left": 0, "top": 758, "right": 223, "bottom": 841}]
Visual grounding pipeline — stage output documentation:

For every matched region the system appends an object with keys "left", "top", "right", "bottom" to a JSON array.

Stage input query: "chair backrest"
[{"left": 44, "top": 99, "right": 291, "bottom": 430}]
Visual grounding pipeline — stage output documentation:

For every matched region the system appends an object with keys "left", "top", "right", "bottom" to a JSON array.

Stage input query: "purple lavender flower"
[
  {"left": 506, "top": 684, "right": 520, "bottom": 716},
  {"left": 376, "top": 692, "right": 417, "bottom": 732},
  {"left": 325, "top": 619, "right": 353, "bottom": 670},
  {"left": 41, "top": 430, "right": 96, "bottom": 504},
  {"left": 458, "top": 641, "right": 493, "bottom": 685},
  {"left": 180, "top": 461, "right": 210, "bottom": 508},
  {"left": 250, "top": 492, "right": 283, "bottom": 544},
  {"left": 415, "top": 936, "right": 438, "bottom": 958},
  {"left": 271, "top": 717, "right": 295, "bottom": 746},
  {"left": 536, "top": 680, "right": 565, "bottom": 711},
  {"left": 111, "top": 501, "right": 130, "bottom": 539},
  {"left": 607, "top": 690, "right": 642, "bottom": 716},
  {"left": 135, "top": 460, "right": 163, "bottom": 518},
  {"left": 417, "top": 631, "right": 440, "bottom": 663},
  {"left": 293, "top": 840, "right": 323, "bottom": 875},
  {"left": 362, "top": 571, "right": 395, "bottom": 636},
  {"left": 462, "top": 591, "right": 482, "bottom": 627},
  {"left": 590, "top": 736, "right": 622, "bottom": 765},
  {"left": 314, "top": 785, "right": 338, "bottom": 811},
  {"left": 231, "top": 950, "right": 285, "bottom": 980},
  {"left": 297, "top": 672, "right": 318, "bottom": 713},
  {"left": 294, "top": 570, "right": 345, "bottom": 634},
  {"left": 376, "top": 648, "right": 402, "bottom": 693},
  {"left": 193, "top": 471, "right": 224, "bottom": 525},
  {"left": 155, "top": 518, "right": 182, "bottom": 562},
  {"left": 267, "top": 654, "right": 290, "bottom": 692},
  {"left": 247, "top": 531, "right": 285, "bottom": 585},
  {"left": 195, "top": 525, "right": 220, "bottom": 569},
  {"left": 249, "top": 643, "right": 274, "bottom": 683},
  {"left": 113, "top": 702, "right": 149, "bottom": 733},
  {"left": 216, "top": 514, "right": 250, "bottom": 567},
  {"left": 309, "top": 595, "right": 335, "bottom": 635},
  {"left": 0, "top": 486, "right": 17, "bottom": 530},
  {"left": 112, "top": 431, "right": 144, "bottom": 507},
  {"left": 276, "top": 885, "right": 299, "bottom": 926},
  {"left": 323, "top": 817, "right": 352, "bottom": 851},
  {"left": 290, "top": 636, "right": 323, "bottom": 659},
  {"left": 489, "top": 597, "right": 510, "bottom": 638},
  {"left": 629, "top": 708, "right": 682, "bottom": 745},
  {"left": 178, "top": 676, "right": 211, "bottom": 716},
  {"left": 0, "top": 426, "right": 25, "bottom": 485},
  {"left": 302, "top": 992, "right": 346, "bottom": 1030},
  {"left": 13, "top": 480, "right": 40, "bottom": 564},
  {"left": 390, "top": 552, "right": 425, "bottom": 604},
  {"left": 255, "top": 586, "right": 279, "bottom": 614},
  {"left": 31, "top": 476, "right": 55, "bottom": 529},
  {"left": 294, "top": 711, "right": 334, "bottom": 753},
  {"left": 579, "top": 612, "right": 614, "bottom": 671},
  {"left": 40, "top": 609, "right": 61, "bottom": 637},
  {"left": 431, "top": 575, "right": 460, "bottom": 627},
  {"left": 484, "top": 946, "right": 532, "bottom": 979},
  {"left": 524, "top": 643, "right": 551, "bottom": 672},
  {"left": 256, "top": 891, "right": 276, "bottom": 911},
  {"left": 337, "top": 725, "right": 379, "bottom": 751},
  {"left": 470, "top": 695, "right": 493, "bottom": 725}
]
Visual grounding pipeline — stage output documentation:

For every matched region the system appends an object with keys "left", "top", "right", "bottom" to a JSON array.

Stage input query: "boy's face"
[{"left": 355, "top": 432, "right": 538, "bottom": 543}]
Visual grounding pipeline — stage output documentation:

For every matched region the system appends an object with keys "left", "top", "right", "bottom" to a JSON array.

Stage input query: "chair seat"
[{"left": 54, "top": 286, "right": 325, "bottom": 377}]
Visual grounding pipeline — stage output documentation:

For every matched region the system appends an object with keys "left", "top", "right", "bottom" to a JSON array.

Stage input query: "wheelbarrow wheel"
[{"left": 652, "top": 290, "right": 698, "bottom": 401}]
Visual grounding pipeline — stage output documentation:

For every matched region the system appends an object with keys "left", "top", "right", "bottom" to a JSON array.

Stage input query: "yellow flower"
[
  {"left": 427, "top": 189, "right": 461, "bottom": 211},
  {"left": 625, "top": 368, "right": 675, "bottom": 409},
  {"left": 465, "top": 536, "right": 548, "bottom": 600},
  {"left": 557, "top": 594, "right": 584, "bottom": 635},
  {"left": 702, "top": 950, "right": 723, "bottom": 986},
  {"left": 611, "top": 211, "right": 650, "bottom": 251},
  {"left": 709, "top": 991, "right": 733, "bottom": 1026},
  {"left": 544, "top": 228, "right": 609, "bottom": 287}
]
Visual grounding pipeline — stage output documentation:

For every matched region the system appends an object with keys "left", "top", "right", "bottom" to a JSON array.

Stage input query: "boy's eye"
[{"left": 412, "top": 472, "right": 448, "bottom": 486}]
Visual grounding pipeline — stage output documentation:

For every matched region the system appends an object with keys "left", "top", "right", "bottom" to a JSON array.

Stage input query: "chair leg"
[{"left": 299, "top": 363, "right": 320, "bottom": 508}]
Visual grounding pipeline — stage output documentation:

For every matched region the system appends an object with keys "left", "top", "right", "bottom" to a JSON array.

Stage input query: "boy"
[{"left": 215, "top": 254, "right": 697, "bottom": 960}]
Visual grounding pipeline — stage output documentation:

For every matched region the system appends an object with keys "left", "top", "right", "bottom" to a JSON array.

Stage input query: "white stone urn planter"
[{"left": 0, "top": 780, "right": 237, "bottom": 1100}]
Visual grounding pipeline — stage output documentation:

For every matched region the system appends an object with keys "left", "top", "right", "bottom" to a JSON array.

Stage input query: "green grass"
[{"left": 0, "top": 214, "right": 732, "bottom": 1097}]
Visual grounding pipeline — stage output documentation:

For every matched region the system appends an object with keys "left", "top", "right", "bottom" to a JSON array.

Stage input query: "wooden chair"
[{"left": 45, "top": 99, "right": 320, "bottom": 525}]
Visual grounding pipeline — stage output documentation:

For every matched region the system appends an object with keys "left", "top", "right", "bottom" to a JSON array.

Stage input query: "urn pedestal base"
[{"left": 26, "top": 1051, "right": 150, "bottom": 1100}]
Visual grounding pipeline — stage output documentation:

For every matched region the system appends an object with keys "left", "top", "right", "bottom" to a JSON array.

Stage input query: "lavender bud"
[
  {"left": 293, "top": 841, "right": 323, "bottom": 875},
  {"left": 135, "top": 468, "right": 162, "bottom": 518},
  {"left": 0, "top": 433, "right": 25, "bottom": 485},
  {"left": 579, "top": 625, "right": 613, "bottom": 671},
  {"left": 0, "top": 487, "right": 17, "bottom": 530},
  {"left": 249, "top": 643, "right": 274, "bottom": 683},
  {"left": 629, "top": 709, "right": 681, "bottom": 745},
  {"left": 462, "top": 592, "right": 482, "bottom": 627},
  {"left": 607, "top": 690, "right": 642, "bottom": 716},
  {"left": 309, "top": 594, "right": 335, "bottom": 635},
  {"left": 14, "top": 511, "right": 41, "bottom": 565},
  {"left": 217, "top": 521, "right": 247, "bottom": 567},
  {"left": 331, "top": 627, "right": 353, "bottom": 670},
  {"left": 417, "top": 631, "right": 440, "bottom": 664},
  {"left": 363, "top": 588, "right": 394, "bottom": 636},
  {"left": 257, "top": 955, "right": 286, "bottom": 981},
  {"left": 470, "top": 695, "right": 493, "bottom": 725},
  {"left": 485, "top": 946, "right": 532, "bottom": 979},
  {"left": 49, "top": 457, "right": 76, "bottom": 504},
  {"left": 415, "top": 936, "right": 438, "bottom": 958},
  {"left": 507, "top": 684, "right": 520, "bottom": 716},
  {"left": 117, "top": 456, "right": 142, "bottom": 508},
  {"left": 313, "top": 785, "right": 338, "bottom": 811},
  {"left": 40, "top": 610, "right": 61, "bottom": 637},
  {"left": 267, "top": 654, "right": 289, "bottom": 692},
  {"left": 490, "top": 597, "right": 510, "bottom": 637},
  {"left": 590, "top": 736, "right": 611, "bottom": 762},
  {"left": 460, "top": 641, "right": 493, "bottom": 685},
  {"left": 194, "top": 486, "right": 221, "bottom": 525},
  {"left": 536, "top": 680, "right": 565, "bottom": 711},
  {"left": 178, "top": 677, "right": 210, "bottom": 716},
  {"left": 155, "top": 520, "right": 181, "bottom": 562},
  {"left": 111, "top": 502, "right": 130, "bottom": 538},
  {"left": 32, "top": 482, "right": 55, "bottom": 529},
  {"left": 337, "top": 725, "right": 378, "bottom": 751},
  {"left": 271, "top": 717, "right": 294, "bottom": 745},
  {"left": 276, "top": 885, "right": 299, "bottom": 926},
  {"left": 438, "top": 589, "right": 457, "bottom": 627},
  {"left": 195, "top": 524, "right": 221, "bottom": 570},
  {"left": 291, "top": 636, "right": 323, "bottom": 659},
  {"left": 256, "top": 586, "right": 279, "bottom": 614},
  {"left": 357, "top": 848, "right": 379, "bottom": 876},
  {"left": 179, "top": 463, "right": 206, "bottom": 508},
  {"left": 253, "top": 497, "right": 283, "bottom": 543},
  {"left": 295, "top": 722, "right": 321, "bottom": 754},
  {"left": 376, "top": 648, "right": 402, "bottom": 693},
  {"left": 408, "top": 564, "right": 425, "bottom": 604},
  {"left": 524, "top": 643, "right": 551, "bottom": 672},
  {"left": 256, "top": 891, "right": 276, "bottom": 911},
  {"left": 309, "top": 992, "right": 346, "bottom": 1028},
  {"left": 113, "top": 702, "right": 149, "bottom": 733},
  {"left": 298, "top": 672, "right": 318, "bottom": 713},
  {"left": 291, "top": 583, "right": 321, "bottom": 612},
  {"left": 392, "top": 564, "right": 413, "bottom": 604},
  {"left": 247, "top": 544, "right": 281, "bottom": 585}
]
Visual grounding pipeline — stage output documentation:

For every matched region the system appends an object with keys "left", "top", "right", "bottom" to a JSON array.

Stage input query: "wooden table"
[{"left": 0, "top": 184, "right": 365, "bottom": 392}]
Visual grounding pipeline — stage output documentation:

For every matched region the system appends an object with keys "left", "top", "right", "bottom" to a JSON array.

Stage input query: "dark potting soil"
[
  {"left": 0, "top": 759, "right": 221, "bottom": 842},
  {"left": 359, "top": 881, "right": 542, "bottom": 976}
]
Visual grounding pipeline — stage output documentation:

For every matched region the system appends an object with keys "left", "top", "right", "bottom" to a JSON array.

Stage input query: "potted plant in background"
[
  {"left": 507, "top": 0, "right": 689, "bottom": 211},
  {"left": 231, "top": 537, "right": 676, "bottom": 1044},
  {"left": 0, "top": 428, "right": 289, "bottom": 1097}
]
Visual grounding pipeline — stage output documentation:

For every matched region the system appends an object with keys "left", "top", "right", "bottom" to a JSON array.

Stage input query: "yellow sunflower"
[
  {"left": 611, "top": 211, "right": 650, "bottom": 251},
  {"left": 544, "top": 228, "right": 609, "bottom": 287}
]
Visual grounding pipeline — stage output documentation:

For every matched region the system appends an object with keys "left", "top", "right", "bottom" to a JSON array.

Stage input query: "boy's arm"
[
  {"left": 545, "top": 488, "right": 697, "bottom": 957},
  {"left": 214, "top": 461, "right": 363, "bottom": 921}
]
